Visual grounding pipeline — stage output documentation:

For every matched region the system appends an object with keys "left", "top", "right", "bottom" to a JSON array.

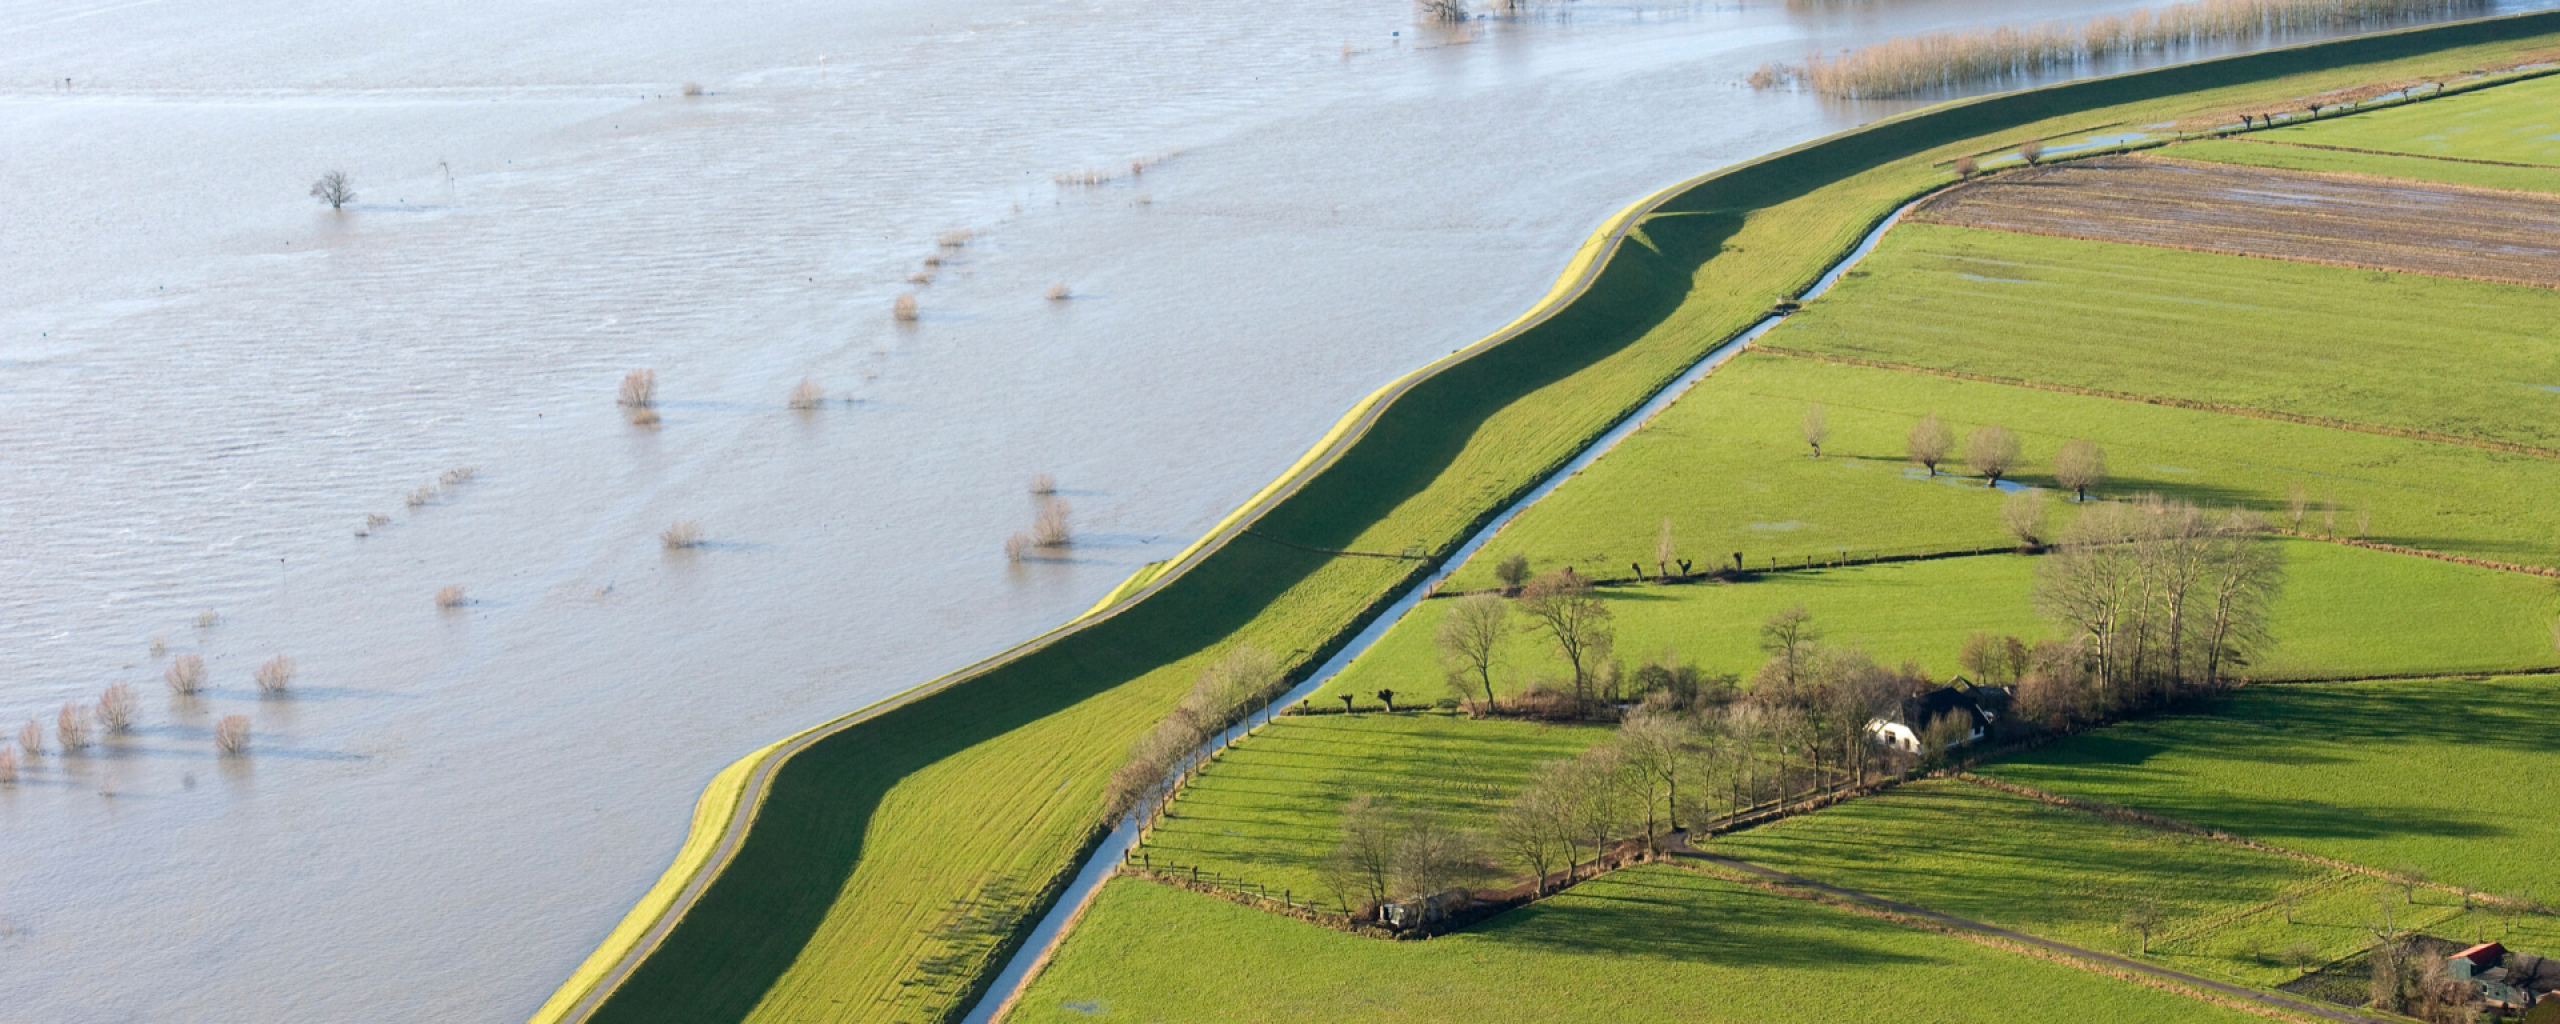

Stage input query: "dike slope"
[{"left": 534, "top": 12, "right": 2560, "bottom": 1024}]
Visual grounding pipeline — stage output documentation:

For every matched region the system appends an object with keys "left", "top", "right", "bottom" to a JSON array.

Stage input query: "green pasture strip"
[
  {"left": 2244, "top": 69, "right": 2560, "bottom": 164},
  {"left": 1137, "top": 714, "right": 1612, "bottom": 907},
  {"left": 1012, "top": 868, "right": 2269, "bottom": 1024},
  {"left": 572, "top": 18, "right": 2560, "bottom": 1024},
  {"left": 1710, "top": 779, "right": 2374, "bottom": 988},
  {"left": 1987, "top": 676, "right": 2560, "bottom": 899},
  {"left": 1442, "top": 352, "right": 2560, "bottom": 596},
  {"left": 1772, "top": 223, "right": 2560, "bottom": 451},
  {"left": 1325, "top": 539, "right": 2558, "bottom": 703},
  {"left": 2167, "top": 137, "right": 2560, "bottom": 192}
]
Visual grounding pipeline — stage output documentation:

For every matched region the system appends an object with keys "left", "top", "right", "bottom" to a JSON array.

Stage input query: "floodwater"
[{"left": 0, "top": 0, "right": 2541, "bottom": 1019}]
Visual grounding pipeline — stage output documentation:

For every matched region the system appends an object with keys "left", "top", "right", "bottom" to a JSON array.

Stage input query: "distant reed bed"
[{"left": 1763, "top": 0, "right": 2485, "bottom": 98}]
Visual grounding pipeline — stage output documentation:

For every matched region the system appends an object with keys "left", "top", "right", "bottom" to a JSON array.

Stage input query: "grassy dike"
[{"left": 538, "top": 15, "right": 2560, "bottom": 1024}]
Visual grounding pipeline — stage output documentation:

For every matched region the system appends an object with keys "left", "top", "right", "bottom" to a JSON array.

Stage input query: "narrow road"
[{"left": 1665, "top": 839, "right": 2392, "bottom": 1024}]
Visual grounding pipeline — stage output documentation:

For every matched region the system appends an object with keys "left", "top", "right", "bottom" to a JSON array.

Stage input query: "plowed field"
[{"left": 1914, "top": 155, "right": 2560, "bottom": 287}]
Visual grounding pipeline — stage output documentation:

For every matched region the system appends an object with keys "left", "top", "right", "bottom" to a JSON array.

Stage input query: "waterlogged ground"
[{"left": 1, "top": 0, "right": 2543, "bottom": 1018}]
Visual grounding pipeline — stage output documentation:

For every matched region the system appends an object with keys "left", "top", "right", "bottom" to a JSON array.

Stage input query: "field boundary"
[{"left": 1753, "top": 345, "right": 2560, "bottom": 461}]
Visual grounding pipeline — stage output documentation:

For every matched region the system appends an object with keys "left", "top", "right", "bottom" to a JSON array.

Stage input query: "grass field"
[
  {"left": 1769, "top": 223, "right": 2560, "bottom": 452},
  {"left": 1711, "top": 779, "right": 2373, "bottom": 986},
  {"left": 1011, "top": 868, "right": 2273, "bottom": 1024},
  {"left": 1437, "top": 351, "right": 2560, "bottom": 595},
  {"left": 567, "top": 20, "right": 2560, "bottom": 1024},
  {"left": 2168, "top": 137, "right": 2560, "bottom": 192},
  {"left": 1138, "top": 714, "right": 1612, "bottom": 907},
  {"left": 2240, "top": 69, "right": 2560, "bottom": 165},
  {"left": 1328, "top": 540, "right": 2558, "bottom": 703},
  {"left": 1987, "top": 676, "right": 2560, "bottom": 900}
]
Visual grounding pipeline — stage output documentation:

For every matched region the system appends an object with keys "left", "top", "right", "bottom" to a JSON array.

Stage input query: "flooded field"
[
  {"left": 1915, "top": 153, "right": 2560, "bottom": 284},
  {"left": 3, "top": 0, "right": 2545, "bottom": 1019}
]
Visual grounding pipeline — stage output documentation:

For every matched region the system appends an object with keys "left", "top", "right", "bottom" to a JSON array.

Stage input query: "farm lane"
[{"left": 1666, "top": 839, "right": 2395, "bottom": 1024}]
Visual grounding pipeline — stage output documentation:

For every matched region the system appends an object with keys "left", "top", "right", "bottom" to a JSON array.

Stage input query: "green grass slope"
[
  {"left": 570, "top": 18, "right": 2560, "bottom": 1024},
  {"left": 1770, "top": 224, "right": 2560, "bottom": 452},
  {"left": 1012, "top": 868, "right": 2271, "bottom": 1024},
  {"left": 1987, "top": 676, "right": 2560, "bottom": 899}
]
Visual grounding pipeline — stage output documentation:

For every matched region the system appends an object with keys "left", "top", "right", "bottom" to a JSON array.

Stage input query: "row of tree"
[
  {"left": 1805, "top": 404, "right": 2111, "bottom": 499},
  {"left": 1101, "top": 645, "right": 1285, "bottom": 830}
]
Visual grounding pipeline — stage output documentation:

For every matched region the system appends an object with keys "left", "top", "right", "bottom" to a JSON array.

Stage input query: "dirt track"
[{"left": 1915, "top": 154, "right": 2560, "bottom": 288}]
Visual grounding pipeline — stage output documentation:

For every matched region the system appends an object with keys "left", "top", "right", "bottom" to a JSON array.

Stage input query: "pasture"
[
  {"left": 1136, "top": 714, "right": 1612, "bottom": 907},
  {"left": 1710, "top": 779, "right": 2385, "bottom": 987},
  {"left": 1771, "top": 223, "right": 2560, "bottom": 452},
  {"left": 1327, "top": 539, "right": 2557, "bottom": 704},
  {"left": 2167, "top": 137, "right": 2560, "bottom": 192},
  {"left": 1986, "top": 676, "right": 2560, "bottom": 899},
  {"left": 1010, "top": 868, "right": 2273, "bottom": 1024},
  {"left": 2240, "top": 69, "right": 2560, "bottom": 164},
  {"left": 1438, "top": 351, "right": 2560, "bottom": 595}
]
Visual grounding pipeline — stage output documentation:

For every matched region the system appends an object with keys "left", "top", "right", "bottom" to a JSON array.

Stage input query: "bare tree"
[
  {"left": 1616, "top": 709, "right": 1695, "bottom": 842},
  {"left": 2286, "top": 480, "right": 2309, "bottom": 532},
  {"left": 2122, "top": 899, "right": 2164, "bottom": 954},
  {"left": 2019, "top": 140, "right": 2045, "bottom": 166},
  {"left": 214, "top": 715, "right": 252, "bottom": 755},
  {"left": 1958, "top": 632, "right": 2030, "bottom": 687},
  {"left": 1755, "top": 607, "right": 1821, "bottom": 696},
  {"left": 165, "top": 653, "right": 207, "bottom": 695},
  {"left": 1966, "top": 424, "right": 2021, "bottom": 487},
  {"left": 1320, "top": 795, "right": 1399, "bottom": 909},
  {"left": 1437, "top": 594, "right": 1510, "bottom": 714},
  {"left": 1654, "top": 518, "right": 1677, "bottom": 578},
  {"left": 1907, "top": 413, "right": 1953, "bottom": 476},
  {"left": 2036, "top": 498, "right": 2284, "bottom": 713},
  {"left": 1390, "top": 812, "right": 1484, "bottom": 898},
  {"left": 2054, "top": 439, "right": 2106, "bottom": 501},
  {"left": 56, "top": 703, "right": 92, "bottom": 751},
  {"left": 254, "top": 654, "right": 296, "bottom": 694},
  {"left": 96, "top": 683, "right": 139, "bottom": 733},
  {"left": 309, "top": 170, "right": 355, "bottom": 210},
  {"left": 2002, "top": 487, "right": 2049, "bottom": 550},
  {"left": 618, "top": 369, "right": 658, "bottom": 408},
  {"left": 1559, "top": 744, "right": 1631, "bottom": 879},
  {"left": 1493, "top": 553, "right": 1532, "bottom": 593},
  {"left": 1032, "top": 499, "right": 1072, "bottom": 547},
  {"left": 1953, "top": 154, "right": 1978, "bottom": 179},
  {"left": 1498, "top": 772, "right": 1572, "bottom": 895},
  {"left": 1517, "top": 569, "right": 1613, "bottom": 713},
  {"left": 1801, "top": 404, "right": 1830, "bottom": 458}
]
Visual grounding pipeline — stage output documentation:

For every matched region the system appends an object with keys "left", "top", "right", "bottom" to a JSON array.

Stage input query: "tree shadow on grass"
[{"left": 1479, "top": 871, "right": 1939, "bottom": 969}]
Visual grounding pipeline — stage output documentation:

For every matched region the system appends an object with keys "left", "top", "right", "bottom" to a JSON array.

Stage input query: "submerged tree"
[
  {"left": 309, "top": 170, "right": 355, "bottom": 210},
  {"left": 1966, "top": 424, "right": 2022, "bottom": 487},
  {"left": 1907, "top": 413, "right": 1953, "bottom": 476}
]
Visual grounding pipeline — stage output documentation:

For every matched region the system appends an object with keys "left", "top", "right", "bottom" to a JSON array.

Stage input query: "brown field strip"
[{"left": 1914, "top": 154, "right": 2560, "bottom": 287}]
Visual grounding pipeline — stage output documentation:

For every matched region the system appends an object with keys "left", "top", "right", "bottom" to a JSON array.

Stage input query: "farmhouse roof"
[{"left": 2453, "top": 943, "right": 2508, "bottom": 971}]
